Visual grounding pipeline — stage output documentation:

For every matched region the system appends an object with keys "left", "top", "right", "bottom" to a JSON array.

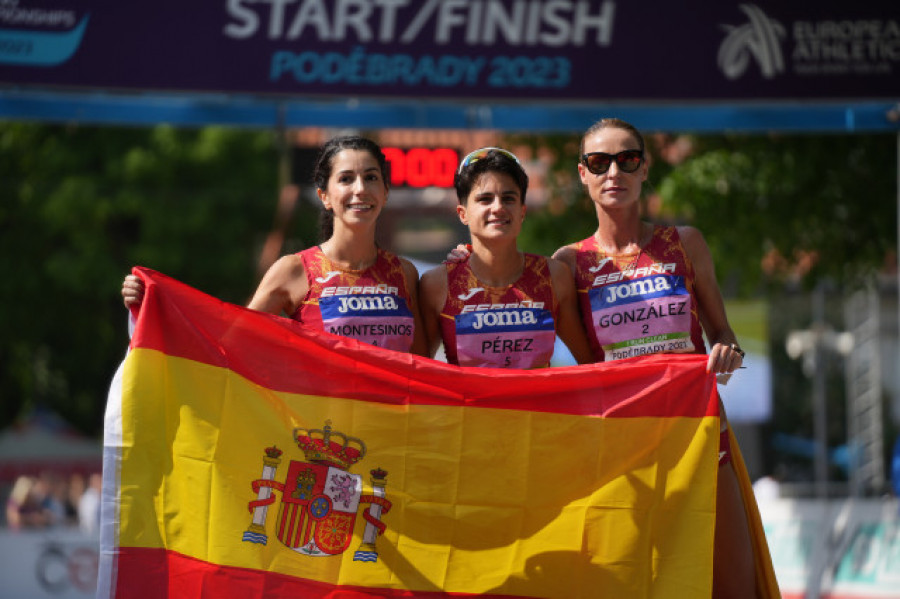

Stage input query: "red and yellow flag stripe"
[{"left": 103, "top": 268, "right": 723, "bottom": 598}]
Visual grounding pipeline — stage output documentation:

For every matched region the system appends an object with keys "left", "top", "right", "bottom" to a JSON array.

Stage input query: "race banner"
[
  {"left": 100, "top": 267, "right": 759, "bottom": 598},
  {"left": 2, "top": 1, "right": 898, "bottom": 101}
]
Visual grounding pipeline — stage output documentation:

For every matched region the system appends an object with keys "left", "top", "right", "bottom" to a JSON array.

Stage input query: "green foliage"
[
  {"left": 0, "top": 123, "right": 279, "bottom": 436},
  {"left": 508, "top": 132, "right": 594, "bottom": 256},
  {"left": 658, "top": 133, "right": 896, "bottom": 293}
]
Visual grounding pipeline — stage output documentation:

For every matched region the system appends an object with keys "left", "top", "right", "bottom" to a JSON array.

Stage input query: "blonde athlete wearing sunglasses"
[
  {"left": 419, "top": 147, "right": 594, "bottom": 368},
  {"left": 555, "top": 118, "right": 745, "bottom": 371},
  {"left": 552, "top": 118, "right": 763, "bottom": 599}
]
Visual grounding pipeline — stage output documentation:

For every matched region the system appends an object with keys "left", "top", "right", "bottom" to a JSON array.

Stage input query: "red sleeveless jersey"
[
  {"left": 292, "top": 246, "right": 415, "bottom": 353},
  {"left": 439, "top": 253, "right": 557, "bottom": 369},
  {"left": 572, "top": 226, "right": 706, "bottom": 362}
]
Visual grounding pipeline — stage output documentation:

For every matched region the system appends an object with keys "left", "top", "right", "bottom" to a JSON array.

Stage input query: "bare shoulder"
[
  {"left": 546, "top": 256, "right": 574, "bottom": 281},
  {"left": 420, "top": 263, "right": 448, "bottom": 291},
  {"left": 674, "top": 225, "right": 713, "bottom": 261},
  {"left": 266, "top": 253, "right": 306, "bottom": 282},
  {"left": 248, "top": 253, "right": 306, "bottom": 313},
  {"left": 546, "top": 257, "right": 576, "bottom": 301},
  {"left": 397, "top": 256, "right": 421, "bottom": 281},
  {"left": 675, "top": 225, "right": 719, "bottom": 286},
  {"left": 676, "top": 225, "right": 708, "bottom": 251},
  {"left": 551, "top": 243, "right": 578, "bottom": 268},
  {"left": 418, "top": 264, "right": 448, "bottom": 315}
]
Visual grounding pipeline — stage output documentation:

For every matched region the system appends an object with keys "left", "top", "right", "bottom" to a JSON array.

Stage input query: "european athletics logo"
[{"left": 718, "top": 4, "right": 786, "bottom": 80}]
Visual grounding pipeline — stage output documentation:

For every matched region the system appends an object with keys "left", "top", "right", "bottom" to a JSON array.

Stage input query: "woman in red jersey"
[
  {"left": 123, "top": 135, "right": 427, "bottom": 356},
  {"left": 419, "top": 147, "right": 593, "bottom": 368},
  {"left": 552, "top": 118, "right": 760, "bottom": 598}
]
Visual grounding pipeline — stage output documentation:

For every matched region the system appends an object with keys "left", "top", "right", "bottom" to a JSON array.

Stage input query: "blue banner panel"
[{"left": 1, "top": 1, "right": 898, "bottom": 102}]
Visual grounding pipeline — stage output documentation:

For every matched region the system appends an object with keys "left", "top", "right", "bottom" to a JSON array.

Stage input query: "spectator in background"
[
  {"left": 36, "top": 471, "right": 67, "bottom": 527},
  {"left": 753, "top": 474, "right": 782, "bottom": 502},
  {"left": 78, "top": 472, "right": 102, "bottom": 535},
  {"left": 6, "top": 475, "right": 37, "bottom": 531},
  {"left": 67, "top": 472, "right": 85, "bottom": 526},
  {"left": 5, "top": 473, "right": 62, "bottom": 530}
]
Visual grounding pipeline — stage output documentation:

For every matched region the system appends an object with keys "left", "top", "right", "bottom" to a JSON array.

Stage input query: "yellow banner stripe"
[{"left": 118, "top": 348, "right": 717, "bottom": 597}]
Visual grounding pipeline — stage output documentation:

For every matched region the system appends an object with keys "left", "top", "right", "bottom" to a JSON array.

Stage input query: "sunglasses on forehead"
[
  {"left": 581, "top": 149, "right": 644, "bottom": 175},
  {"left": 457, "top": 147, "right": 521, "bottom": 174}
]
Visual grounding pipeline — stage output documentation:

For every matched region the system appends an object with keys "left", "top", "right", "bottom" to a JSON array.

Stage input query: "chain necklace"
[
  {"left": 321, "top": 243, "right": 378, "bottom": 273},
  {"left": 597, "top": 223, "right": 649, "bottom": 277},
  {"left": 616, "top": 248, "right": 643, "bottom": 277},
  {"left": 470, "top": 250, "right": 525, "bottom": 288}
]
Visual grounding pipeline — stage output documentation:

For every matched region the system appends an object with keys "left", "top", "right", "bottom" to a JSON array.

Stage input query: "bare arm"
[
  {"left": 122, "top": 255, "right": 307, "bottom": 318},
  {"left": 678, "top": 226, "right": 744, "bottom": 374},
  {"left": 418, "top": 266, "right": 449, "bottom": 360},
  {"left": 548, "top": 259, "right": 595, "bottom": 365},
  {"left": 551, "top": 244, "right": 578, "bottom": 272},
  {"left": 399, "top": 258, "right": 430, "bottom": 358},
  {"left": 246, "top": 254, "right": 309, "bottom": 317}
]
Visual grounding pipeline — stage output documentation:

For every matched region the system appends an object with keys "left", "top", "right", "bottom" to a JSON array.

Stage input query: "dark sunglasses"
[{"left": 581, "top": 150, "right": 644, "bottom": 175}]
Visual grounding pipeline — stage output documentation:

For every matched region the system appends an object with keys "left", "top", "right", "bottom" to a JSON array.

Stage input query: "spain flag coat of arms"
[{"left": 98, "top": 268, "right": 777, "bottom": 598}]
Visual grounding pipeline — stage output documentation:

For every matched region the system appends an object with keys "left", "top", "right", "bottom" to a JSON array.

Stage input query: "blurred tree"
[
  {"left": 657, "top": 133, "right": 896, "bottom": 294},
  {"left": 509, "top": 132, "right": 592, "bottom": 257},
  {"left": 0, "top": 123, "right": 290, "bottom": 436}
]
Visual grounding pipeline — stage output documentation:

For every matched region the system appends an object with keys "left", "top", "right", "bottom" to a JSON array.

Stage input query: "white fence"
[
  {"left": 0, "top": 528, "right": 98, "bottom": 598},
  {"left": 760, "top": 498, "right": 900, "bottom": 599},
  {"left": 0, "top": 498, "right": 897, "bottom": 598}
]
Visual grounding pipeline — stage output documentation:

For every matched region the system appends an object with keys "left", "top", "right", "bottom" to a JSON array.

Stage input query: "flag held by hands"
[{"left": 101, "top": 267, "right": 727, "bottom": 598}]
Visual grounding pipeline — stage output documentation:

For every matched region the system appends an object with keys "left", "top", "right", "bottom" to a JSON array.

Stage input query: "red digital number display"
[{"left": 383, "top": 147, "right": 458, "bottom": 188}]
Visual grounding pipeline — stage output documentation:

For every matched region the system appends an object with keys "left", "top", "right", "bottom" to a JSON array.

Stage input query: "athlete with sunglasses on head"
[
  {"left": 419, "top": 147, "right": 594, "bottom": 368},
  {"left": 552, "top": 118, "right": 764, "bottom": 598}
]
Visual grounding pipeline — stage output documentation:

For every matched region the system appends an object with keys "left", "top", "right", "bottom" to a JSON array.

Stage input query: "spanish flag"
[{"left": 99, "top": 268, "right": 764, "bottom": 598}]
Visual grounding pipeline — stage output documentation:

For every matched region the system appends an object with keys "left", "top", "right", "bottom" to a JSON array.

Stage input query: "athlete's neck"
[
  {"left": 468, "top": 241, "right": 524, "bottom": 288},
  {"left": 593, "top": 218, "right": 651, "bottom": 255},
  {"left": 320, "top": 234, "right": 378, "bottom": 272}
]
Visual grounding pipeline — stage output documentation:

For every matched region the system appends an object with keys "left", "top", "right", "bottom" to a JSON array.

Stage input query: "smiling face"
[
  {"left": 578, "top": 126, "right": 648, "bottom": 211},
  {"left": 458, "top": 171, "right": 526, "bottom": 242},
  {"left": 317, "top": 149, "right": 388, "bottom": 228}
]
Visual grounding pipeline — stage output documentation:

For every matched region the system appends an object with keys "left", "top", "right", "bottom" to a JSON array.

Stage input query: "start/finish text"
[{"left": 224, "top": 0, "right": 616, "bottom": 47}]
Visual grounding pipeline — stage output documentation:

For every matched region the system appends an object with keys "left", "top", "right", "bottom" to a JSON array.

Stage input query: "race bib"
[
  {"left": 319, "top": 293, "right": 414, "bottom": 351},
  {"left": 454, "top": 307, "right": 555, "bottom": 369},
  {"left": 588, "top": 274, "right": 695, "bottom": 361}
]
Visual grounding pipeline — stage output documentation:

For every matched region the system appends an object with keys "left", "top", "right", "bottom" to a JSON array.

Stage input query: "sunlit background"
[{"left": 2, "top": 1, "right": 900, "bottom": 597}]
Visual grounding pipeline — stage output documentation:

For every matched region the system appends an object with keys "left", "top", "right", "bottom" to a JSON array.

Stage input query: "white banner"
[{"left": 0, "top": 529, "right": 98, "bottom": 599}]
